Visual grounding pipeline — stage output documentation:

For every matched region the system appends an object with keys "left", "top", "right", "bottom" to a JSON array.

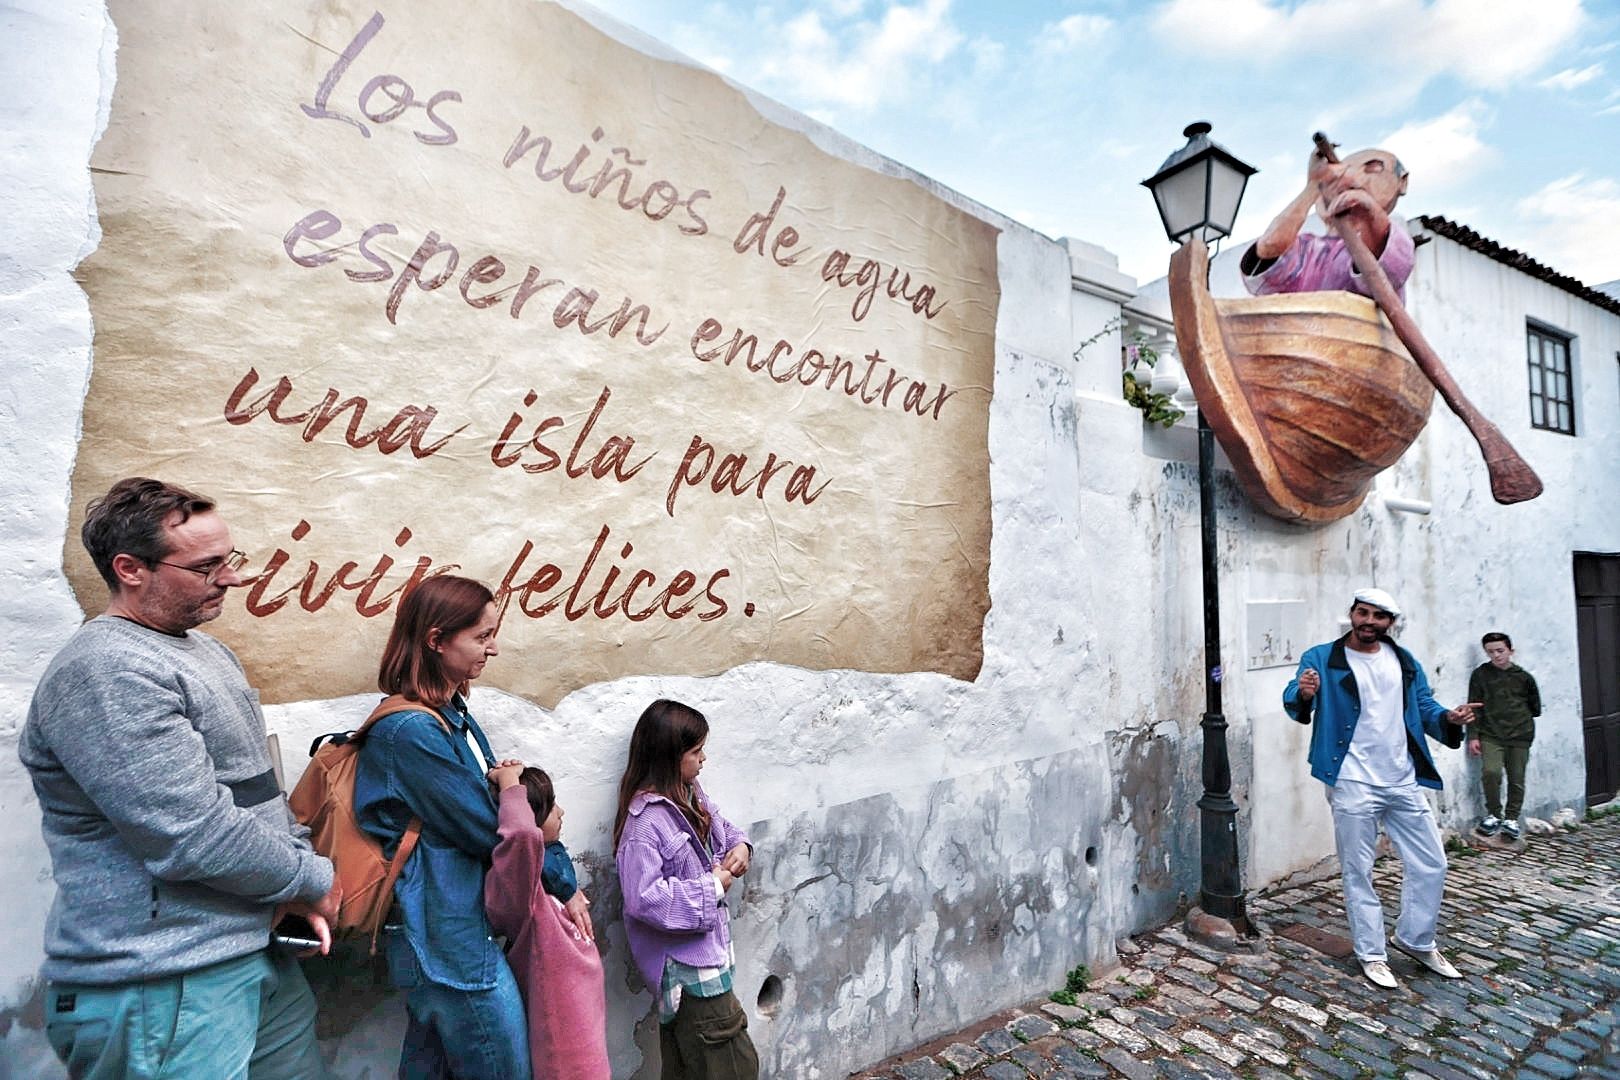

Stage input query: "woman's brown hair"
[
  {"left": 612, "top": 699, "right": 710, "bottom": 849},
  {"left": 377, "top": 575, "right": 495, "bottom": 707}
]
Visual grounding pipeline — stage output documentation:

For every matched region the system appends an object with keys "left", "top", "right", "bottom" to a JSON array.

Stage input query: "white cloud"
[
  {"left": 1514, "top": 172, "right": 1620, "bottom": 283},
  {"left": 755, "top": 0, "right": 966, "bottom": 110},
  {"left": 1150, "top": 0, "right": 1586, "bottom": 100},
  {"left": 968, "top": 36, "right": 1006, "bottom": 77},
  {"left": 1424, "top": 0, "right": 1587, "bottom": 85},
  {"left": 1096, "top": 137, "right": 1142, "bottom": 161},
  {"left": 1036, "top": 13, "right": 1114, "bottom": 55},
  {"left": 1538, "top": 63, "right": 1604, "bottom": 91},
  {"left": 1381, "top": 100, "right": 1494, "bottom": 192}
]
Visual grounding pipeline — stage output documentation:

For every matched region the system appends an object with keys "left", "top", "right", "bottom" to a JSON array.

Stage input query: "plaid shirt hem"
[{"left": 658, "top": 945, "right": 736, "bottom": 1025}]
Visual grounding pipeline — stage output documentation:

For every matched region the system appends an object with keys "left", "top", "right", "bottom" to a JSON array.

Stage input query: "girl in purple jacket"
[{"left": 614, "top": 700, "right": 758, "bottom": 1080}]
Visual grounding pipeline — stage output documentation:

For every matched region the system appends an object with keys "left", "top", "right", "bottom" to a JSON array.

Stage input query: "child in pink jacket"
[{"left": 486, "top": 763, "right": 610, "bottom": 1080}]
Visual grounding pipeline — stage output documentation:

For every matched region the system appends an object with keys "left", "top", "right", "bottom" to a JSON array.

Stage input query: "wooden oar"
[{"left": 1312, "top": 133, "right": 1543, "bottom": 505}]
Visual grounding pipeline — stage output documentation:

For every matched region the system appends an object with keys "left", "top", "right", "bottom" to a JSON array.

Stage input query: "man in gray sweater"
[{"left": 21, "top": 477, "right": 338, "bottom": 1078}]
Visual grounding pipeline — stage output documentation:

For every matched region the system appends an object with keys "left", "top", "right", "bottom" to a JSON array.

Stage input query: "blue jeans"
[
  {"left": 385, "top": 928, "right": 529, "bottom": 1080},
  {"left": 44, "top": 948, "right": 325, "bottom": 1080}
]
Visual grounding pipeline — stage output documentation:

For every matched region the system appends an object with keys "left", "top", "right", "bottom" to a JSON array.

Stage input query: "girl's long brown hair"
[
  {"left": 612, "top": 699, "right": 710, "bottom": 850},
  {"left": 519, "top": 767, "right": 555, "bottom": 829},
  {"left": 377, "top": 575, "right": 494, "bottom": 707}
]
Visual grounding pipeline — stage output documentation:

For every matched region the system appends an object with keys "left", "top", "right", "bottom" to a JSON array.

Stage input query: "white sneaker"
[
  {"left": 1360, "top": 959, "right": 1399, "bottom": 988},
  {"left": 1394, "top": 942, "right": 1463, "bottom": 979}
]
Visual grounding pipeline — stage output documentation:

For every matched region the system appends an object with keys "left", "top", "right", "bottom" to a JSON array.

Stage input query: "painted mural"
[{"left": 70, "top": 0, "right": 999, "bottom": 706}]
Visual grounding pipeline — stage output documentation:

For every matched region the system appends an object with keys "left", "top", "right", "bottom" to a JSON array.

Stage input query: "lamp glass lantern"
[{"left": 1142, "top": 122, "right": 1258, "bottom": 244}]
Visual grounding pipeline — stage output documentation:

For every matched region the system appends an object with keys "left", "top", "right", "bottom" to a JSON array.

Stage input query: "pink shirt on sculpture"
[{"left": 1242, "top": 219, "right": 1415, "bottom": 301}]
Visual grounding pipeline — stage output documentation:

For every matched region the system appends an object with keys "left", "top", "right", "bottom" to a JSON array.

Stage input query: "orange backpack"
[{"left": 286, "top": 695, "right": 438, "bottom": 954}]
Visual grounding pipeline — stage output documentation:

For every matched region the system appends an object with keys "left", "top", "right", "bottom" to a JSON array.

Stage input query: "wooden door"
[{"left": 1575, "top": 553, "right": 1620, "bottom": 805}]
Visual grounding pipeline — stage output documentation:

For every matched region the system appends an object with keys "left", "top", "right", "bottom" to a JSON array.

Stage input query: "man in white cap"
[{"left": 1283, "top": 588, "right": 1480, "bottom": 989}]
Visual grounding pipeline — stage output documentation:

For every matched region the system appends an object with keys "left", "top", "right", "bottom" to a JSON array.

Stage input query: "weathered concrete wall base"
[
  {"left": 0, "top": 733, "right": 1199, "bottom": 1077},
  {"left": 0, "top": 734, "right": 1195, "bottom": 1078},
  {"left": 723, "top": 745, "right": 1130, "bottom": 1078}
]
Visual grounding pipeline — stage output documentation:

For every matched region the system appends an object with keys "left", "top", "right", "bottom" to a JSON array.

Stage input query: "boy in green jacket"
[{"left": 1468, "top": 632, "right": 1542, "bottom": 841}]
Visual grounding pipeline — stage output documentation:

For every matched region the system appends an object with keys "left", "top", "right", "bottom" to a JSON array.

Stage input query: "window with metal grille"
[{"left": 1526, "top": 323, "right": 1575, "bottom": 435}]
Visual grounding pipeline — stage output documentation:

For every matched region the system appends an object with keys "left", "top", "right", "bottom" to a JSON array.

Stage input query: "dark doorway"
[{"left": 1575, "top": 553, "right": 1620, "bottom": 806}]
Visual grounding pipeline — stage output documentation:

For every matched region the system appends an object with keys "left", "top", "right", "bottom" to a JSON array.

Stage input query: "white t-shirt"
[
  {"left": 1339, "top": 644, "right": 1415, "bottom": 787},
  {"left": 463, "top": 729, "right": 490, "bottom": 776}
]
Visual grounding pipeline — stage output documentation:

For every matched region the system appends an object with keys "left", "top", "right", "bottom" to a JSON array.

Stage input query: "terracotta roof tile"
[{"left": 1414, "top": 214, "right": 1620, "bottom": 317}]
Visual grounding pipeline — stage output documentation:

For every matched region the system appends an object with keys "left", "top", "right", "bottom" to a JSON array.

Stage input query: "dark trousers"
[
  {"left": 1481, "top": 737, "right": 1531, "bottom": 820},
  {"left": 659, "top": 990, "right": 759, "bottom": 1080}
]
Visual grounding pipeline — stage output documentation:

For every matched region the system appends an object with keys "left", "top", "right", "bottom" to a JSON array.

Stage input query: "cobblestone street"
[{"left": 853, "top": 813, "right": 1620, "bottom": 1080}]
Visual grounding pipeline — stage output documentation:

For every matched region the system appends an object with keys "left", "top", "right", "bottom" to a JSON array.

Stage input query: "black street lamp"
[
  {"left": 1142, "top": 122, "right": 1258, "bottom": 942},
  {"left": 1142, "top": 122, "right": 1257, "bottom": 245}
]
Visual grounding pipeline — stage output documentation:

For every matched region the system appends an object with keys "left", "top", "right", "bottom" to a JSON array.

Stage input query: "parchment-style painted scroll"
[{"left": 69, "top": 1, "right": 998, "bottom": 707}]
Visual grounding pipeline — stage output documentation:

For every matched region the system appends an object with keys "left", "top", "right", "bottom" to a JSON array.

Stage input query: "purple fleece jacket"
[{"left": 616, "top": 786, "right": 750, "bottom": 991}]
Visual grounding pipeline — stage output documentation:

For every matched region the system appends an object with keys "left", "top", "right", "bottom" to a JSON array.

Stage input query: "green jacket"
[{"left": 1468, "top": 662, "right": 1541, "bottom": 745}]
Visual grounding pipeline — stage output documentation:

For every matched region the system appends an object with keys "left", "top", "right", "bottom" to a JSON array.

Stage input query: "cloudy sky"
[{"left": 587, "top": 0, "right": 1620, "bottom": 288}]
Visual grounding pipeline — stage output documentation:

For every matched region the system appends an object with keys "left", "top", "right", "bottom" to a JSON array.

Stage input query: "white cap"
[{"left": 1352, "top": 587, "right": 1401, "bottom": 619}]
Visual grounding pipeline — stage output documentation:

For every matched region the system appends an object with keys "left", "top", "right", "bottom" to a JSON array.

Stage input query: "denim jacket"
[
  {"left": 1283, "top": 634, "right": 1462, "bottom": 790},
  {"left": 354, "top": 695, "right": 502, "bottom": 990}
]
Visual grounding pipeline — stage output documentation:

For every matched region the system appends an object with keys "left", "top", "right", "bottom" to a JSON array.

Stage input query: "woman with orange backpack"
[{"left": 353, "top": 575, "right": 529, "bottom": 1079}]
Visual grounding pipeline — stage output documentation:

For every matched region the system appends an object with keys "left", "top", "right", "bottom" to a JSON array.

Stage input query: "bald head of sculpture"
[
  {"left": 1315, "top": 148, "right": 1409, "bottom": 217},
  {"left": 1243, "top": 139, "right": 1416, "bottom": 288}
]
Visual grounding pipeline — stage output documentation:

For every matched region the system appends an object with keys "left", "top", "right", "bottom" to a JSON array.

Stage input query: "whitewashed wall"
[
  {"left": 4, "top": 3, "right": 1615, "bottom": 1077},
  {"left": 0, "top": 3, "right": 1212, "bottom": 1077},
  {"left": 1177, "top": 226, "right": 1620, "bottom": 888}
]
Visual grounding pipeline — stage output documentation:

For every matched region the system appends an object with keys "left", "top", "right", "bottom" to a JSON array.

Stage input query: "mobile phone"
[{"left": 271, "top": 914, "right": 323, "bottom": 951}]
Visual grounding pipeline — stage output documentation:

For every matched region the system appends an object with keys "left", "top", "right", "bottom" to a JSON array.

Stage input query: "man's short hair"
[
  {"left": 82, "top": 477, "right": 215, "bottom": 590},
  {"left": 1481, "top": 631, "right": 1513, "bottom": 650}
]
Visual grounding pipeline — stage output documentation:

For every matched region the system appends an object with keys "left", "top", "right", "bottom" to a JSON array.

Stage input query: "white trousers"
[{"left": 1326, "top": 779, "right": 1448, "bottom": 962}]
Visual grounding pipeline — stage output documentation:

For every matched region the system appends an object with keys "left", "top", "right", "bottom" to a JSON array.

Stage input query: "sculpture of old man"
[{"left": 1239, "top": 144, "right": 1412, "bottom": 299}]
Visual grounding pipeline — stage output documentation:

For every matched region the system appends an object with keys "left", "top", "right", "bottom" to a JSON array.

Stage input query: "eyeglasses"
[{"left": 153, "top": 549, "right": 249, "bottom": 586}]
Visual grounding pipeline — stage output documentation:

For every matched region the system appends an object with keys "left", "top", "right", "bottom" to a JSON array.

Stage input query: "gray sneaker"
[
  {"left": 1393, "top": 942, "right": 1462, "bottom": 979},
  {"left": 1502, "top": 819, "right": 1521, "bottom": 840},
  {"left": 1476, "top": 815, "right": 1501, "bottom": 837}
]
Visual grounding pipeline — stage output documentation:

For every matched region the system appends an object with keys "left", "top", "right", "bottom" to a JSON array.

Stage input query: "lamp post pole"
[
  {"left": 1196, "top": 410, "right": 1246, "bottom": 928},
  {"left": 1140, "top": 122, "right": 1258, "bottom": 942}
]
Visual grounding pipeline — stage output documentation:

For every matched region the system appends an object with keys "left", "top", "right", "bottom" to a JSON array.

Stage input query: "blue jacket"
[
  {"left": 541, "top": 840, "right": 578, "bottom": 903},
  {"left": 354, "top": 696, "right": 503, "bottom": 990},
  {"left": 1283, "top": 634, "right": 1463, "bottom": 790}
]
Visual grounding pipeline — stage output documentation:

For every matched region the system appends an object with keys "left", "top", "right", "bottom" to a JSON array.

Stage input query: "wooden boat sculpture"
[{"left": 1168, "top": 237, "right": 1434, "bottom": 523}]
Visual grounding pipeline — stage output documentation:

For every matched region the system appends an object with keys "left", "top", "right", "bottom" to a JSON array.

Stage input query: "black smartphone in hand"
[{"left": 271, "top": 914, "right": 323, "bottom": 950}]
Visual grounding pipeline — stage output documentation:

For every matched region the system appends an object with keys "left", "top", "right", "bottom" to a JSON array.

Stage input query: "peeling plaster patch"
[
  {"left": 0, "top": 982, "right": 60, "bottom": 1078},
  {"left": 736, "top": 747, "right": 1112, "bottom": 1077},
  {"left": 0, "top": 978, "right": 44, "bottom": 1037},
  {"left": 1157, "top": 461, "right": 1201, "bottom": 517},
  {"left": 629, "top": 1005, "right": 661, "bottom": 1080},
  {"left": 1106, "top": 725, "right": 1194, "bottom": 917}
]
